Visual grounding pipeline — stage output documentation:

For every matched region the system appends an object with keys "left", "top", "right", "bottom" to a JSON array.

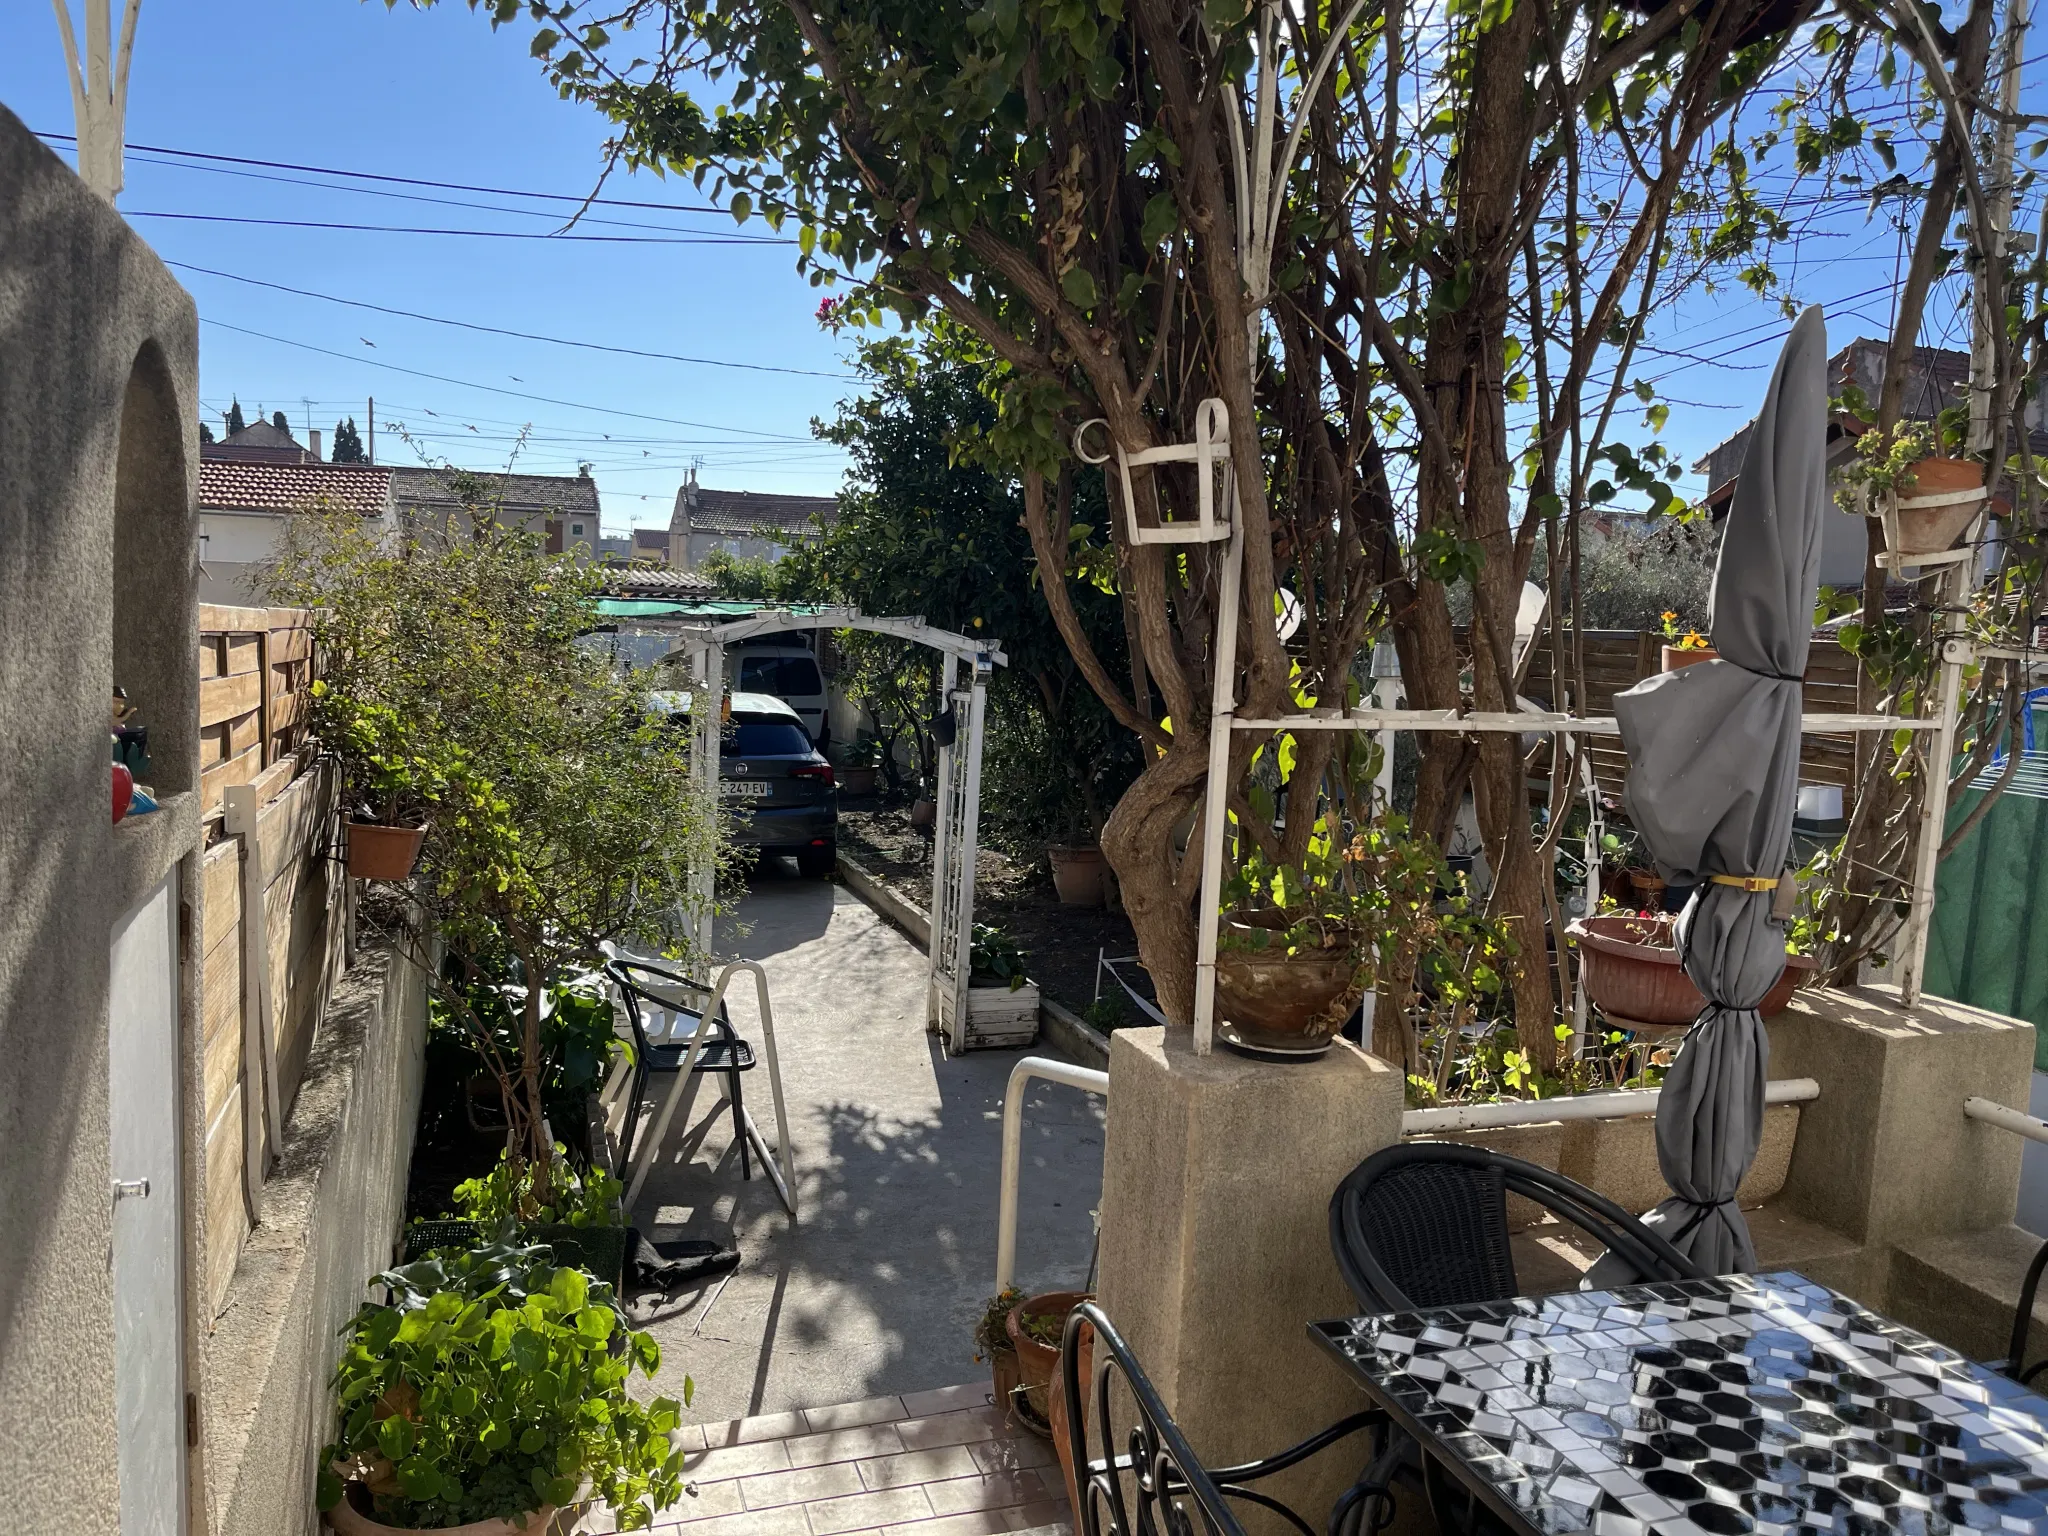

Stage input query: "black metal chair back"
[
  {"left": 1329, "top": 1140, "right": 1710, "bottom": 1314},
  {"left": 605, "top": 958, "right": 754, "bottom": 1175}
]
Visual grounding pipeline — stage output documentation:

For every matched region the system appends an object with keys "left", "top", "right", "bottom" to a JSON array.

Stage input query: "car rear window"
[
  {"left": 738, "top": 655, "right": 824, "bottom": 696},
  {"left": 728, "top": 720, "right": 813, "bottom": 757}
]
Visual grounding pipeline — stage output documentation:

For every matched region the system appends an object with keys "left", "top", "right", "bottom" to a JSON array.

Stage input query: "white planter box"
[{"left": 939, "top": 978, "right": 1041, "bottom": 1050}]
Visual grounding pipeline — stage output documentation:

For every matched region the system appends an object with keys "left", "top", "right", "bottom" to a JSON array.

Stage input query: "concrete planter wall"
[{"left": 1406, "top": 1102, "right": 1801, "bottom": 1219}]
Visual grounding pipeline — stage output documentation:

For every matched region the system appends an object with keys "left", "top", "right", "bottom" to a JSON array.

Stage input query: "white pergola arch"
[{"left": 669, "top": 606, "right": 1008, "bottom": 1052}]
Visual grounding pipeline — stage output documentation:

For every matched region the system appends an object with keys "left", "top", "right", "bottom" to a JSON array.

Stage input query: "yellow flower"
[{"left": 1661, "top": 610, "right": 1677, "bottom": 623}]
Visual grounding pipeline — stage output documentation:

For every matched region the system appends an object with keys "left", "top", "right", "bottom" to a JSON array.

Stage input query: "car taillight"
[{"left": 790, "top": 764, "right": 835, "bottom": 786}]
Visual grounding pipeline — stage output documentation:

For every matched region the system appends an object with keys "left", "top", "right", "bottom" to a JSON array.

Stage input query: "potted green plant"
[
  {"left": 836, "top": 737, "right": 883, "bottom": 797},
  {"left": 943, "top": 924, "right": 1039, "bottom": 1048},
  {"left": 1658, "top": 610, "right": 1716, "bottom": 672},
  {"left": 973, "top": 1287, "right": 1024, "bottom": 1423},
  {"left": 318, "top": 1243, "right": 687, "bottom": 1534},
  {"left": 406, "top": 1145, "right": 631, "bottom": 1291},
  {"left": 321, "top": 689, "right": 441, "bottom": 881},
  {"left": 1835, "top": 420, "right": 1986, "bottom": 558},
  {"left": 1215, "top": 842, "right": 1371, "bottom": 1054},
  {"left": 1003, "top": 1289, "right": 1090, "bottom": 1433}
]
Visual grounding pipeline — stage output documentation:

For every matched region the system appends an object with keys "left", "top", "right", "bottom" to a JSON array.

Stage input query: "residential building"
[
  {"left": 668, "top": 468, "right": 836, "bottom": 571},
  {"left": 197, "top": 457, "right": 394, "bottom": 603},
  {"left": 207, "top": 418, "right": 326, "bottom": 464},
  {"left": 388, "top": 465, "right": 603, "bottom": 555},
  {"left": 632, "top": 525, "right": 676, "bottom": 565},
  {"left": 1696, "top": 338, "right": 2024, "bottom": 589}
]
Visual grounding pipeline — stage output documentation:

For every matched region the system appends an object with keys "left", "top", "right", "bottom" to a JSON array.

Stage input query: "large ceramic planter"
[
  {"left": 1881, "top": 457, "right": 1986, "bottom": 556},
  {"left": 839, "top": 765, "right": 880, "bottom": 797},
  {"left": 909, "top": 798, "right": 936, "bottom": 829},
  {"left": 1045, "top": 1313, "right": 1094, "bottom": 1523},
  {"left": 1048, "top": 845, "right": 1109, "bottom": 907},
  {"left": 1214, "top": 913, "right": 1360, "bottom": 1051},
  {"left": 1006, "top": 1289, "right": 1089, "bottom": 1433},
  {"left": 326, "top": 1485, "right": 560, "bottom": 1535},
  {"left": 1662, "top": 645, "right": 1719, "bottom": 672},
  {"left": 1570, "top": 914, "right": 1817, "bottom": 1027},
  {"left": 347, "top": 822, "right": 426, "bottom": 881},
  {"left": 988, "top": 1342, "right": 1022, "bottom": 1423}
]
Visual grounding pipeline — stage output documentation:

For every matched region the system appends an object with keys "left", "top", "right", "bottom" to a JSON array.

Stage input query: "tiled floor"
[{"left": 652, "top": 1381, "right": 1073, "bottom": 1535}]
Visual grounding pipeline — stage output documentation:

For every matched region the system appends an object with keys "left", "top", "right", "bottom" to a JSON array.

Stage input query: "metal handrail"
[
  {"left": 1400, "top": 1077, "right": 1819, "bottom": 1134},
  {"left": 1965, "top": 1095, "right": 2048, "bottom": 1146},
  {"left": 995, "top": 1055, "right": 1110, "bottom": 1292}
]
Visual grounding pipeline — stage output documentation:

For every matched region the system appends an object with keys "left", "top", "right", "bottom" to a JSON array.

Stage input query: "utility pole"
[
  {"left": 1899, "top": 0, "right": 2029, "bottom": 1005},
  {"left": 51, "top": 1, "right": 143, "bottom": 203},
  {"left": 368, "top": 398, "right": 376, "bottom": 465}
]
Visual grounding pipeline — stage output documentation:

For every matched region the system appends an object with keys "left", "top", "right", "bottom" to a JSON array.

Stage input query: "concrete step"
[{"left": 1890, "top": 1222, "right": 2048, "bottom": 1368}]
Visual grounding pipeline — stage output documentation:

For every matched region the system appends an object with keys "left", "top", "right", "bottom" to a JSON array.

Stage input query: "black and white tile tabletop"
[{"left": 1311, "top": 1270, "right": 2048, "bottom": 1536}]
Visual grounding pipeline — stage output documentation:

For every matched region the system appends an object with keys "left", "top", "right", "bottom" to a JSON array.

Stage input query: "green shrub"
[
  {"left": 450, "top": 1146, "right": 623, "bottom": 1233},
  {"left": 318, "top": 1243, "right": 686, "bottom": 1530}
]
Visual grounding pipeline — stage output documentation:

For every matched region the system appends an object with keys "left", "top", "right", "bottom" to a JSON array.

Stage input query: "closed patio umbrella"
[{"left": 1595, "top": 306, "right": 1827, "bottom": 1278}]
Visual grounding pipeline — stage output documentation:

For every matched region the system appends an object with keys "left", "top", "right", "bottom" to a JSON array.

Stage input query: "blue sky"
[
  {"left": 3, "top": 0, "right": 855, "bottom": 531},
  {"left": 5, "top": 3, "right": 2033, "bottom": 533}
]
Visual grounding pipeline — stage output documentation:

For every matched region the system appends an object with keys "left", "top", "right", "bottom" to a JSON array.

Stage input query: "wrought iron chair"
[
  {"left": 2000, "top": 1236, "right": 2048, "bottom": 1385},
  {"left": 1329, "top": 1140, "right": 1710, "bottom": 1315},
  {"left": 1059, "top": 1302, "right": 1388, "bottom": 1536},
  {"left": 604, "top": 956, "right": 757, "bottom": 1177}
]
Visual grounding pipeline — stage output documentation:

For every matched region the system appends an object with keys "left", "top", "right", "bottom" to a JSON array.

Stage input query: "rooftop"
[
  {"left": 673, "top": 483, "right": 839, "bottom": 537},
  {"left": 389, "top": 465, "right": 600, "bottom": 515},
  {"left": 596, "top": 563, "right": 721, "bottom": 599},
  {"left": 198, "top": 459, "right": 393, "bottom": 518},
  {"left": 206, "top": 419, "right": 318, "bottom": 464}
]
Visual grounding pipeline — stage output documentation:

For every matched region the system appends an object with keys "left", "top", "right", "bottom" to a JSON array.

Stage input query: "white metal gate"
[{"left": 108, "top": 870, "right": 188, "bottom": 1536}]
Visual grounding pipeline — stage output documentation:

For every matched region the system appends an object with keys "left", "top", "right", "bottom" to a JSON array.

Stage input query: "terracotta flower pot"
[
  {"left": 839, "top": 765, "right": 880, "bottom": 797},
  {"left": 1215, "top": 912, "right": 1360, "bottom": 1050},
  {"left": 1046, "top": 1314, "right": 1094, "bottom": 1525},
  {"left": 1048, "top": 845, "right": 1108, "bottom": 907},
  {"left": 325, "top": 1483, "right": 559, "bottom": 1535},
  {"left": 1885, "top": 457, "right": 1986, "bottom": 555},
  {"left": 909, "top": 798, "right": 937, "bottom": 829},
  {"left": 1626, "top": 869, "right": 1667, "bottom": 911},
  {"left": 1662, "top": 644, "right": 1719, "bottom": 672},
  {"left": 1006, "top": 1289, "right": 1089, "bottom": 1434},
  {"left": 1569, "top": 913, "right": 1818, "bottom": 1027},
  {"left": 988, "top": 1343, "right": 1022, "bottom": 1422},
  {"left": 346, "top": 822, "right": 427, "bottom": 881}
]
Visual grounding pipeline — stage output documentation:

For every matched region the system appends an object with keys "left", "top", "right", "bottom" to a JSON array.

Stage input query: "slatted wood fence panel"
[
  {"left": 193, "top": 606, "right": 348, "bottom": 1316},
  {"left": 1517, "top": 630, "right": 1864, "bottom": 799}
]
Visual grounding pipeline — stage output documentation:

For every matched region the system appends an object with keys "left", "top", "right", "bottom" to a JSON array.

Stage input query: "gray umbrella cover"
[{"left": 1594, "top": 307, "right": 1827, "bottom": 1279}]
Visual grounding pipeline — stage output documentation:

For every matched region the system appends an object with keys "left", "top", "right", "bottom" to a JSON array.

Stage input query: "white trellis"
[
  {"left": 668, "top": 606, "right": 1007, "bottom": 1052},
  {"left": 1073, "top": 402, "right": 1953, "bottom": 1058}
]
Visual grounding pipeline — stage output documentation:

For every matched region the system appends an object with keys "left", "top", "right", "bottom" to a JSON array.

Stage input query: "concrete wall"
[
  {"left": 0, "top": 106, "right": 206, "bottom": 1534},
  {"left": 200, "top": 945, "right": 428, "bottom": 1536}
]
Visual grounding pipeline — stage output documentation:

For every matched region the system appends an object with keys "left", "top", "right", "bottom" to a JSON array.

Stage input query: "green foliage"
[
  {"left": 1566, "top": 520, "right": 1718, "bottom": 633},
  {"left": 450, "top": 1147, "right": 624, "bottom": 1233},
  {"left": 272, "top": 410, "right": 292, "bottom": 433},
  {"left": 1835, "top": 420, "right": 1941, "bottom": 512},
  {"left": 973, "top": 1287, "right": 1023, "bottom": 1361},
  {"left": 332, "top": 416, "right": 369, "bottom": 464},
  {"left": 428, "top": 972, "right": 626, "bottom": 1137},
  {"left": 968, "top": 923, "right": 1029, "bottom": 990},
  {"left": 224, "top": 397, "right": 245, "bottom": 437},
  {"left": 1081, "top": 991, "right": 1129, "bottom": 1032},
  {"left": 264, "top": 499, "right": 714, "bottom": 1181},
  {"left": 319, "top": 1243, "right": 686, "bottom": 1530}
]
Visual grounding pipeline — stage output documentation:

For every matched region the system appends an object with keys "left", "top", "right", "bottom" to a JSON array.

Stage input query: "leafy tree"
[
  {"left": 271, "top": 409, "right": 292, "bottom": 433},
  {"left": 199, "top": 420, "right": 215, "bottom": 446},
  {"left": 263, "top": 493, "right": 716, "bottom": 1191},
  {"left": 331, "top": 416, "right": 369, "bottom": 463},
  {"left": 447, "top": 0, "right": 2031, "bottom": 1064},
  {"left": 224, "top": 398, "right": 245, "bottom": 437}
]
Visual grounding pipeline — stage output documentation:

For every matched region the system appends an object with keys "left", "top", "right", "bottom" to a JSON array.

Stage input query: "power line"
[
  {"left": 126, "top": 211, "right": 792, "bottom": 245},
  {"left": 202, "top": 318, "right": 819, "bottom": 439},
  {"left": 168, "top": 262, "right": 852, "bottom": 379},
  {"left": 35, "top": 129, "right": 733, "bottom": 215}
]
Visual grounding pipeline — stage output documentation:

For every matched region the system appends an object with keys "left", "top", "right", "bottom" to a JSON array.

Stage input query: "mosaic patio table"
[{"left": 1310, "top": 1270, "right": 2048, "bottom": 1536}]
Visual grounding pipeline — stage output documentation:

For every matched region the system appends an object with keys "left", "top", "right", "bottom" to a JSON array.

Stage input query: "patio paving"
[{"left": 622, "top": 858, "right": 1105, "bottom": 1429}]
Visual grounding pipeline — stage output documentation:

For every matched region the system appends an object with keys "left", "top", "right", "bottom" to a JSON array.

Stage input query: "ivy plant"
[{"left": 318, "top": 1243, "right": 687, "bottom": 1531}]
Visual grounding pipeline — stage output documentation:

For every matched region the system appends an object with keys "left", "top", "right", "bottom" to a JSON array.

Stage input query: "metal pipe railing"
[
  {"left": 994, "top": 1055, "right": 1110, "bottom": 1293},
  {"left": 1401, "top": 1077, "right": 1820, "bottom": 1135},
  {"left": 1965, "top": 1095, "right": 2048, "bottom": 1146}
]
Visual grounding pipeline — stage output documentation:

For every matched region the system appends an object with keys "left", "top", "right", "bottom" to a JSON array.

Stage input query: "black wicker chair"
[
  {"left": 1329, "top": 1140, "right": 1711, "bottom": 1315},
  {"left": 606, "top": 958, "right": 757, "bottom": 1177},
  {"left": 1059, "top": 1302, "right": 1388, "bottom": 1536}
]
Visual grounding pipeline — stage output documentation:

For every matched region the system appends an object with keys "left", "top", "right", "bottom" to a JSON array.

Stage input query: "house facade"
[
  {"left": 667, "top": 469, "right": 836, "bottom": 571},
  {"left": 197, "top": 457, "right": 395, "bottom": 603},
  {"left": 387, "top": 466, "right": 603, "bottom": 555}
]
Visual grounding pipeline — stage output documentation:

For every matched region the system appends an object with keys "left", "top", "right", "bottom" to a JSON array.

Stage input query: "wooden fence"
[
  {"left": 195, "top": 604, "right": 348, "bottom": 1315},
  {"left": 1518, "top": 629, "right": 1862, "bottom": 800}
]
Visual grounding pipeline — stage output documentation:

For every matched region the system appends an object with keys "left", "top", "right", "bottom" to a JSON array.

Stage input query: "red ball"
[{"left": 112, "top": 761, "right": 133, "bottom": 824}]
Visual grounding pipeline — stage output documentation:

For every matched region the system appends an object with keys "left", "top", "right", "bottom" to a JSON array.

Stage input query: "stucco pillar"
[{"left": 1092, "top": 1027, "right": 1403, "bottom": 1532}]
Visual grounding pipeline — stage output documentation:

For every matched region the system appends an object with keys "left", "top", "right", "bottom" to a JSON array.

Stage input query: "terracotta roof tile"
[
  {"left": 198, "top": 460, "right": 392, "bottom": 517},
  {"left": 673, "top": 487, "right": 838, "bottom": 536},
  {"left": 389, "top": 466, "right": 600, "bottom": 515}
]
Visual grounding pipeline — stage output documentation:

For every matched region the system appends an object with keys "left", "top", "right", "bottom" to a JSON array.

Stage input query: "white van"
[{"left": 730, "top": 640, "right": 830, "bottom": 748}]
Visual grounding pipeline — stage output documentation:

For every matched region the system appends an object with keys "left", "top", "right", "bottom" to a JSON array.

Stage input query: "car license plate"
[{"left": 720, "top": 780, "right": 773, "bottom": 799}]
